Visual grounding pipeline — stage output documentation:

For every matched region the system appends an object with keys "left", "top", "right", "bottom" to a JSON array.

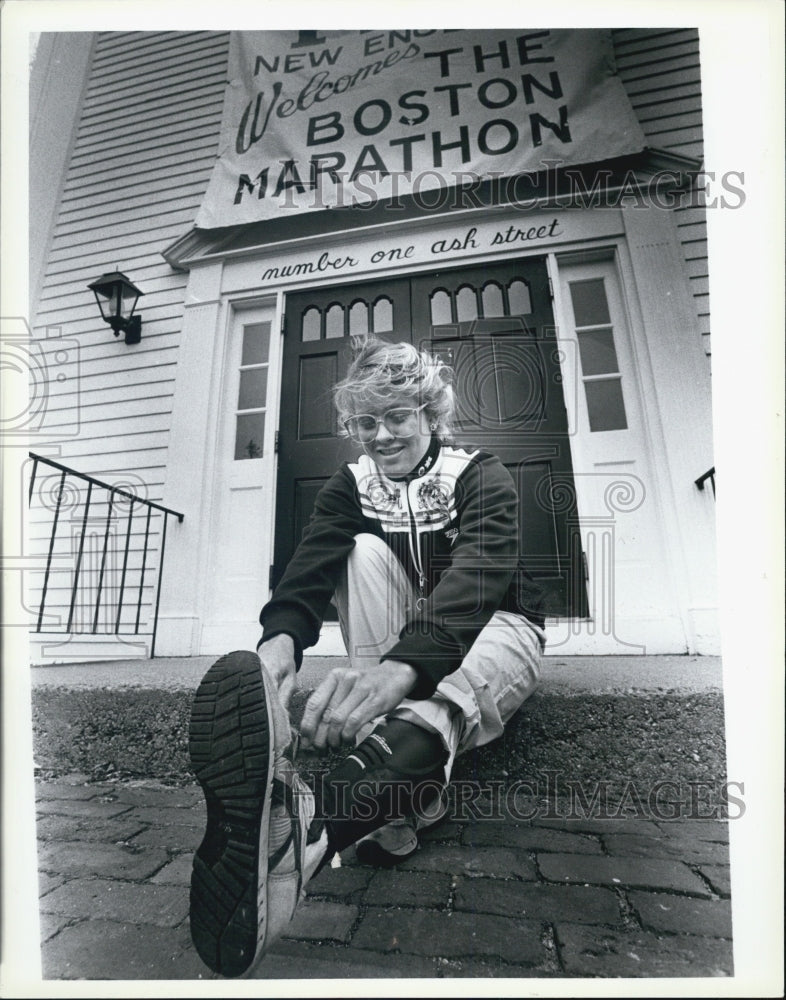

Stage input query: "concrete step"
[
  {"left": 31, "top": 655, "right": 729, "bottom": 813},
  {"left": 31, "top": 653, "right": 723, "bottom": 695}
]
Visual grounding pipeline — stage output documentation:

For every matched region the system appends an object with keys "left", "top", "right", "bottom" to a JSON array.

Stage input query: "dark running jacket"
[{"left": 259, "top": 436, "right": 545, "bottom": 700}]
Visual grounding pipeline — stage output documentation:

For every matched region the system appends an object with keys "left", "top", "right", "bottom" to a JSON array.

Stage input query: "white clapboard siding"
[
  {"left": 35, "top": 300, "right": 192, "bottom": 332},
  {"left": 613, "top": 28, "right": 710, "bottom": 356},
  {"left": 46, "top": 364, "right": 178, "bottom": 401},
  {"left": 49, "top": 216, "right": 202, "bottom": 260},
  {"left": 52, "top": 196, "right": 199, "bottom": 235},
  {"left": 55, "top": 180, "right": 219, "bottom": 226},
  {"left": 35, "top": 295, "right": 194, "bottom": 329},
  {"left": 39, "top": 268, "right": 192, "bottom": 302},
  {"left": 64, "top": 156, "right": 219, "bottom": 201},
  {"left": 76, "top": 108, "right": 225, "bottom": 155},
  {"left": 68, "top": 131, "right": 221, "bottom": 173},
  {"left": 30, "top": 31, "right": 229, "bottom": 651}
]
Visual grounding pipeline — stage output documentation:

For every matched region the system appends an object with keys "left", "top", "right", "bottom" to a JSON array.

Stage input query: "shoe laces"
[{"left": 285, "top": 725, "right": 300, "bottom": 766}]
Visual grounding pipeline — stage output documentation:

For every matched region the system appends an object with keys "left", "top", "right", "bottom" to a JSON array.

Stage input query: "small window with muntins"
[
  {"left": 234, "top": 321, "right": 271, "bottom": 459},
  {"left": 569, "top": 278, "right": 628, "bottom": 432}
]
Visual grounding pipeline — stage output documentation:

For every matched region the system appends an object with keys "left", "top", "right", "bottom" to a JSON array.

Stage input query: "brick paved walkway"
[{"left": 36, "top": 775, "right": 733, "bottom": 980}]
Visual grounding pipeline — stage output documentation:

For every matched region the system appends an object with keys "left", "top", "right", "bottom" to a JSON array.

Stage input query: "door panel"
[
  {"left": 274, "top": 278, "right": 412, "bottom": 598},
  {"left": 275, "top": 258, "right": 587, "bottom": 618},
  {"left": 298, "top": 352, "right": 339, "bottom": 439},
  {"left": 201, "top": 309, "right": 279, "bottom": 653},
  {"left": 412, "top": 258, "right": 587, "bottom": 616},
  {"left": 515, "top": 461, "right": 560, "bottom": 563}
]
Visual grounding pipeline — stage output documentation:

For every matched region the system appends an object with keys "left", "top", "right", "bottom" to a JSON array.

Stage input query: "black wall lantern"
[{"left": 88, "top": 270, "right": 144, "bottom": 345}]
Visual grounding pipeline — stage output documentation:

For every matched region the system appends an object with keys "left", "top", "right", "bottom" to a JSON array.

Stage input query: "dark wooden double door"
[{"left": 274, "top": 257, "right": 587, "bottom": 617}]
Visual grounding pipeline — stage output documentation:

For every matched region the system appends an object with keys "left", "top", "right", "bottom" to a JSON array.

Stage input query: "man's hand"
[
  {"left": 257, "top": 633, "right": 297, "bottom": 709},
  {"left": 300, "top": 660, "right": 418, "bottom": 750}
]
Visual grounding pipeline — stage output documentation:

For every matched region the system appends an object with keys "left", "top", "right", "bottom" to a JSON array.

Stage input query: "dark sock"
[{"left": 313, "top": 719, "right": 447, "bottom": 855}]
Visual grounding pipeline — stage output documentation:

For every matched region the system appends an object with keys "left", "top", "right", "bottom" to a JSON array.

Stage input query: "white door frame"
[
  {"left": 198, "top": 296, "right": 283, "bottom": 653},
  {"left": 158, "top": 202, "right": 717, "bottom": 657},
  {"left": 546, "top": 247, "right": 688, "bottom": 653}
]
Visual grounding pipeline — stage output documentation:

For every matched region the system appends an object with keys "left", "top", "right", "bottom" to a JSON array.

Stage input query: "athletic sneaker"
[
  {"left": 188, "top": 650, "right": 328, "bottom": 977},
  {"left": 355, "top": 785, "right": 449, "bottom": 867}
]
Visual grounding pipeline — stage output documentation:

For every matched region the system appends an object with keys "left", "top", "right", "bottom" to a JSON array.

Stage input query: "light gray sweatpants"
[{"left": 333, "top": 533, "right": 545, "bottom": 778}]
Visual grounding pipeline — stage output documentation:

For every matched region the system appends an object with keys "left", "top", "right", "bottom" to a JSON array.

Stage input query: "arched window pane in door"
[
  {"left": 301, "top": 307, "right": 321, "bottom": 342},
  {"left": 348, "top": 300, "right": 370, "bottom": 337},
  {"left": 456, "top": 286, "right": 478, "bottom": 321},
  {"left": 325, "top": 303, "right": 344, "bottom": 339},
  {"left": 372, "top": 296, "right": 393, "bottom": 332},
  {"left": 481, "top": 282, "right": 505, "bottom": 317},
  {"left": 507, "top": 279, "right": 532, "bottom": 316},
  {"left": 430, "top": 289, "right": 453, "bottom": 326}
]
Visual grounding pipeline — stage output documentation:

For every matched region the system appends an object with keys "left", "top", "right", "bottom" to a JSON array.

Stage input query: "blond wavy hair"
[{"left": 334, "top": 335, "right": 455, "bottom": 441}]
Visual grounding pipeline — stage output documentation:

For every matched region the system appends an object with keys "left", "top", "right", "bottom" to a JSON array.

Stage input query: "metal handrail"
[
  {"left": 29, "top": 454, "right": 183, "bottom": 520},
  {"left": 694, "top": 467, "right": 716, "bottom": 497},
  {"left": 28, "top": 452, "right": 184, "bottom": 657}
]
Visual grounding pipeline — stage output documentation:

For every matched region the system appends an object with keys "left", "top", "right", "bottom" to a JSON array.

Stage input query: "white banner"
[{"left": 196, "top": 29, "right": 646, "bottom": 228}]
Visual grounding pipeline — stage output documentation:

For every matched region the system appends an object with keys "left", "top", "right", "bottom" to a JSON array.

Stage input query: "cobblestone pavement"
[{"left": 36, "top": 775, "right": 733, "bottom": 981}]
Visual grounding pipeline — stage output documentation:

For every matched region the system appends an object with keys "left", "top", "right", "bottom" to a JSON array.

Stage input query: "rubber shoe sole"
[{"left": 188, "top": 651, "right": 273, "bottom": 977}]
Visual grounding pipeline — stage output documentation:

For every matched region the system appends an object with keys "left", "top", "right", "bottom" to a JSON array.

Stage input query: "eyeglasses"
[{"left": 344, "top": 403, "right": 429, "bottom": 442}]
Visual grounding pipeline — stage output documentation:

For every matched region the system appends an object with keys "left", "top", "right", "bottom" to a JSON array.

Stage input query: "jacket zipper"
[{"left": 404, "top": 482, "right": 427, "bottom": 606}]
